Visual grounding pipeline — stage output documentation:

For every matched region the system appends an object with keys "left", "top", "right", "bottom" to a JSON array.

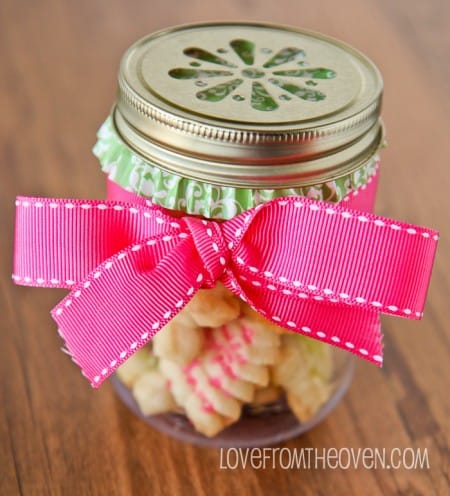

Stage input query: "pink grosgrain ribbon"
[{"left": 13, "top": 184, "right": 438, "bottom": 387}]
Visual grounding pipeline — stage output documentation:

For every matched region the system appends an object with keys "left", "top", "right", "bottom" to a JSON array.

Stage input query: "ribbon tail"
[
  {"left": 233, "top": 276, "right": 383, "bottom": 364},
  {"left": 52, "top": 236, "right": 207, "bottom": 387}
]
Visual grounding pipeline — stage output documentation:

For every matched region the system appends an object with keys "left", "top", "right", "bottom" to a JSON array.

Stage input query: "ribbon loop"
[{"left": 184, "top": 217, "right": 229, "bottom": 286}]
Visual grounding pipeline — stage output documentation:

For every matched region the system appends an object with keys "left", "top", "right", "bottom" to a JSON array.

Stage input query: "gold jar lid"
[{"left": 114, "top": 22, "right": 384, "bottom": 188}]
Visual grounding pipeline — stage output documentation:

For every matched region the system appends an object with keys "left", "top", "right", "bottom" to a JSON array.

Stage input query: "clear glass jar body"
[
  {"left": 99, "top": 127, "right": 378, "bottom": 447},
  {"left": 97, "top": 125, "right": 378, "bottom": 446}
]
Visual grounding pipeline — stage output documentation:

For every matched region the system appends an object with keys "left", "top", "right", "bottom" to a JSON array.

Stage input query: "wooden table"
[{"left": 1, "top": 1, "right": 448, "bottom": 494}]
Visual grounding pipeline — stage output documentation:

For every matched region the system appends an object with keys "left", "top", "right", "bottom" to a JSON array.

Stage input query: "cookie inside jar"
[{"left": 115, "top": 282, "right": 334, "bottom": 439}]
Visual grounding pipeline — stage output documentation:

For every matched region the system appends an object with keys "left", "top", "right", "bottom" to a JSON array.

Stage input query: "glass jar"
[{"left": 94, "top": 22, "right": 384, "bottom": 446}]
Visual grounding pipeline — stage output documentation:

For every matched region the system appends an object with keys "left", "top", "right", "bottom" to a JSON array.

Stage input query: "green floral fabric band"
[{"left": 93, "top": 117, "right": 379, "bottom": 220}]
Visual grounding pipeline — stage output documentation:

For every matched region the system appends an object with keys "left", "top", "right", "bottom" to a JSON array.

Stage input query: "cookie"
[
  {"left": 115, "top": 347, "right": 157, "bottom": 387},
  {"left": 184, "top": 282, "right": 240, "bottom": 327},
  {"left": 132, "top": 370, "right": 177, "bottom": 416},
  {"left": 153, "top": 313, "right": 204, "bottom": 365}
]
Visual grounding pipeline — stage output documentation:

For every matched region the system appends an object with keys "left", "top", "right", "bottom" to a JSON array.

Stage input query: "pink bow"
[{"left": 13, "top": 184, "right": 438, "bottom": 387}]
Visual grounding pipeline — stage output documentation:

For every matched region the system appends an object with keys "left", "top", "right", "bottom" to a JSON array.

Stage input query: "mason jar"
[{"left": 93, "top": 22, "right": 384, "bottom": 447}]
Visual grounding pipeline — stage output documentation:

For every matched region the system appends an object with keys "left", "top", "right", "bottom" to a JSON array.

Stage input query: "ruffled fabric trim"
[{"left": 93, "top": 117, "right": 379, "bottom": 220}]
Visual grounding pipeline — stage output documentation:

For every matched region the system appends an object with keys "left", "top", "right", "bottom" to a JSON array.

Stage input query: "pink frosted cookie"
[{"left": 157, "top": 316, "right": 282, "bottom": 437}]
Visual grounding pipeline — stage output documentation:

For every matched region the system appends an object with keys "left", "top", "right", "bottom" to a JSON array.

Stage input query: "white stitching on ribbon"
[{"left": 236, "top": 271, "right": 423, "bottom": 318}]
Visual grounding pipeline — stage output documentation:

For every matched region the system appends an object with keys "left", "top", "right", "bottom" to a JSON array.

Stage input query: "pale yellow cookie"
[
  {"left": 132, "top": 370, "right": 177, "bottom": 416},
  {"left": 286, "top": 380, "right": 331, "bottom": 423},
  {"left": 271, "top": 334, "right": 333, "bottom": 422},
  {"left": 250, "top": 386, "right": 283, "bottom": 406},
  {"left": 184, "top": 282, "right": 240, "bottom": 327},
  {"left": 153, "top": 315, "right": 204, "bottom": 365},
  {"left": 115, "top": 347, "right": 157, "bottom": 388},
  {"left": 230, "top": 361, "right": 270, "bottom": 387},
  {"left": 158, "top": 358, "right": 192, "bottom": 407},
  {"left": 271, "top": 336, "right": 310, "bottom": 391}
]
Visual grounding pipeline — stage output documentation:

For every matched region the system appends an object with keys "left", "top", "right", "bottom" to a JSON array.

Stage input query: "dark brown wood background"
[{"left": 1, "top": 1, "right": 449, "bottom": 495}]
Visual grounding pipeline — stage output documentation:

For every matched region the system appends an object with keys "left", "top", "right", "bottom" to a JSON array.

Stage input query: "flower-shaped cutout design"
[{"left": 168, "top": 39, "right": 337, "bottom": 111}]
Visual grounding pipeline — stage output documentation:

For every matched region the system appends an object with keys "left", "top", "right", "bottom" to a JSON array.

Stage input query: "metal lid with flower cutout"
[{"left": 113, "top": 22, "right": 383, "bottom": 188}]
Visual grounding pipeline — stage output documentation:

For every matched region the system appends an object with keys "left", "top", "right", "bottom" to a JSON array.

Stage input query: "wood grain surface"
[{"left": 1, "top": 1, "right": 449, "bottom": 495}]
